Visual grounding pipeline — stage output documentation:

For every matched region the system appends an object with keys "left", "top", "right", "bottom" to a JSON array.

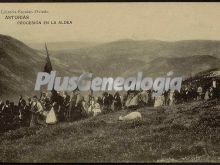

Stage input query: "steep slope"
[{"left": 0, "top": 35, "right": 76, "bottom": 101}]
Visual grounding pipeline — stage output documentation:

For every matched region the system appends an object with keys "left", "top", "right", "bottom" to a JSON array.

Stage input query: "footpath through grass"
[{"left": 0, "top": 100, "right": 219, "bottom": 162}]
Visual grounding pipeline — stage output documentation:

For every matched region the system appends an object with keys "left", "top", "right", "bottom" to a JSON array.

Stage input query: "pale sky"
[{"left": 1, "top": 3, "right": 220, "bottom": 43}]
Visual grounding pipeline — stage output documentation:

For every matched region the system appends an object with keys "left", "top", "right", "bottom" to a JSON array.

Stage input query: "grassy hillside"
[{"left": 0, "top": 100, "right": 219, "bottom": 163}]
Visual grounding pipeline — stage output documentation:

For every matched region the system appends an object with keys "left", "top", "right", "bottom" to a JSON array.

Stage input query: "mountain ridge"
[{"left": 1, "top": 35, "right": 220, "bottom": 100}]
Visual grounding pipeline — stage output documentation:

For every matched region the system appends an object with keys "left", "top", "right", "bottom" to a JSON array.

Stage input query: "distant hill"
[
  {"left": 51, "top": 39, "right": 220, "bottom": 78},
  {"left": 59, "top": 39, "right": 220, "bottom": 61},
  {"left": 28, "top": 41, "right": 99, "bottom": 51}
]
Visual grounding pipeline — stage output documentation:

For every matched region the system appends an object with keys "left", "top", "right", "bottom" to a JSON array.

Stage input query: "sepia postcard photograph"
[{"left": 0, "top": 2, "right": 219, "bottom": 163}]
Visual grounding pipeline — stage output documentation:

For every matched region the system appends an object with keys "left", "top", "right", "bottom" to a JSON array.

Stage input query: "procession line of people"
[{"left": 1, "top": 79, "right": 219, "bottom": 133}]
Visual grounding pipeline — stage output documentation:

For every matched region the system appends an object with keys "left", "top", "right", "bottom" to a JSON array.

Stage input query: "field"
[{"left": 0, "top": 100, "right": 219, "bottom": 163}]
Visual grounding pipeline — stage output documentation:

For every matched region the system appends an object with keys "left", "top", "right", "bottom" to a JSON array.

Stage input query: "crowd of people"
[
  {"left": 0, "top": 89, "right": 124, "bottom": 133},
  {"left": 0, "top": 78, "right": 219, "bottom": 133}
]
